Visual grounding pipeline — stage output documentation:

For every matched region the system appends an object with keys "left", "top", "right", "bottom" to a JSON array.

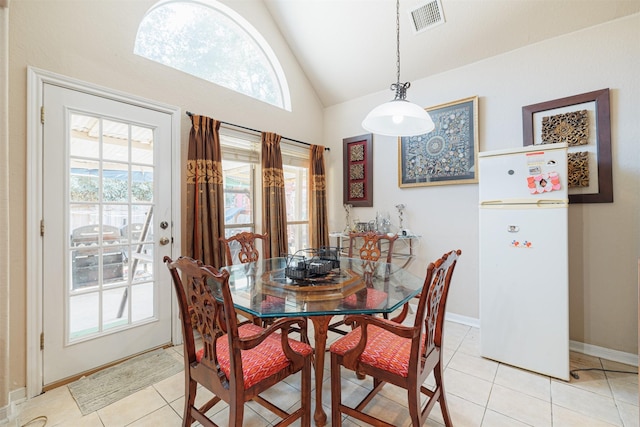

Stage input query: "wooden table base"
[{"left": 309, "top": 315, "right": 332, "bottom": 427}]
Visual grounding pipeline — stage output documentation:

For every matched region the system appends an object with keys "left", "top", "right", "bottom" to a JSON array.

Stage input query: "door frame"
[{"left": 26, "top": 67, "right": 182, "bottom": 398}]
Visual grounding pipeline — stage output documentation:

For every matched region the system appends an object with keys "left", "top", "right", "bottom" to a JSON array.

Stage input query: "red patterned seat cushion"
[
  {"left": 261, "top": 295, "right": 285, "bottom": 311},
  {"left": 330, "top": 321, "right": 421, "bottom": 378},
  {"left": 196, "top": 323, "right": 312, "bottom": 389},
  {"left": 343, "top": 288, "right": 388, "bottom": 310}
]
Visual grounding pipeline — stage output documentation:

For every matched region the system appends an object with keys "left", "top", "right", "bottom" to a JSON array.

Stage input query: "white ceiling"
[{"left": 264, "top": 0, "right": 640, "bottom": 107}]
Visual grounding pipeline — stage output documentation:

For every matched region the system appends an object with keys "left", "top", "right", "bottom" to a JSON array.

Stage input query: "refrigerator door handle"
[
  {"left": 480, "top": 199, "right": 568, "bottom": 207},
  {"left": 537, "top": 199, "right": 569, "bottom": 207}
]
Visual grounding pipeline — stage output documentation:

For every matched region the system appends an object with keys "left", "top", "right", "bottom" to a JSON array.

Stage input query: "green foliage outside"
[{"left": 70, "top": 176, "right": 153, "bottom": 202}]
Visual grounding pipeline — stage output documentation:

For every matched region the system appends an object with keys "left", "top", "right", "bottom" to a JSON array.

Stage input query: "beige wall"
[
  {"left": 5, "top": 0, "right": 639, "bottom": 408},
  {"left": 324, "top": 14, "right": 640, "bottom": 355},
  {"left": 6, "top": 0, "right": 323, "bottom": 399},
  {"left": 1, "top": 0, "right": 9, "bottom": 413}
]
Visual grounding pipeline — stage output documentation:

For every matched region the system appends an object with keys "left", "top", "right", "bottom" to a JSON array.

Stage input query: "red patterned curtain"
[
  {"left": 261, "top": 132, "right": 288, "bottom": 258},
  {"left": 310, "top": 145, "right": 329, "bottom": 248},
  {"left": 186, "top": 115, "right": 226, "bottom": 268}
]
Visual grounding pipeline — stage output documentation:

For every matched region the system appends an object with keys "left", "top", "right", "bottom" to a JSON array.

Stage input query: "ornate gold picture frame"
[
  {"left": 522, "top": 88, "right": 612, "bottom": 203},
  {"left": 398, "top": 96, "right": 479, "bottom": 188}
]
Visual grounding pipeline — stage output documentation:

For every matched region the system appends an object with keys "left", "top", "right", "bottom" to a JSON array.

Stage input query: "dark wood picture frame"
[
  {"left": 398, "top": 96, "right": 479, "bottom": 187},
  {"left": 522, "top": 88, "right": 612, "bottom": 203},
  {"left": 343, "top": 134, "right": 373, "bottom": 207}
]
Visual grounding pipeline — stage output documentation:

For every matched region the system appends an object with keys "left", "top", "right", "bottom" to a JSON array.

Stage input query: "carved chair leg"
[
  {"left": 227, "top": 402, "right": 245, "bottom": 427},
  {"left": 330, "top": 355, "right": 343, "bottom": 427},
  {"left": 434, "top": 361, "right": 453, "bottom": 427},
  {"left": 184, "top": 378, "right": 197, "bottom": 426}
]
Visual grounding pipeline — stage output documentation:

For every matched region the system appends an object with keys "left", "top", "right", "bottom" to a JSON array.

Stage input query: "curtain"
[
  {"left": 310, "top": 145, "right": 329, "bottom": 248},
  {"left": 186, "top": 115, "right": 226, "bottom": 268},
  {"left": 261, "top": 132, "right": 288, "bottom": 258}
]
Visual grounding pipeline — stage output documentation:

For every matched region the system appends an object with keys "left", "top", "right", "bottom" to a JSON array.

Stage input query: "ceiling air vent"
[{"left": 409, "top": 0, "right": 445, "bottom": 33}]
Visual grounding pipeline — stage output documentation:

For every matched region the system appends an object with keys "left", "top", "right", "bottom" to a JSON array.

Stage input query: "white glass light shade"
[{"left": 362, "top": 99, "right": 435, "bottom": 137}]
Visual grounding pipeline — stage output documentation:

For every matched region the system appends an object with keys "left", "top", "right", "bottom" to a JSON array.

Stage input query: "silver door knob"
[{"left": 159, "top": 237, "right": 170, "bottom": 245}]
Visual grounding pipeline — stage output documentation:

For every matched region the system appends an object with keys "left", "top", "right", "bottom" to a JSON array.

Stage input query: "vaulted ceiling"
[{"left": 264, "top": 0, "right": 640, "bottom": 107}]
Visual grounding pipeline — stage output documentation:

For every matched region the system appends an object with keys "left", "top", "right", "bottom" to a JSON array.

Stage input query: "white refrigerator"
[{"left": 478, "top": 143, "right": 569, "bottom": 381}]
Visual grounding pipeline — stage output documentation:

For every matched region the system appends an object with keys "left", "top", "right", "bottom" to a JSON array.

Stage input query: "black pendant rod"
[{"left": 186, "top": 111, "right": 329, "bottom": 151}]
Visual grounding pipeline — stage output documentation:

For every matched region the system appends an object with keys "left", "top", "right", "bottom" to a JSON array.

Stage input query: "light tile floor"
[{"left": 14, "top": 321, "right": 639, "bottom": 427}]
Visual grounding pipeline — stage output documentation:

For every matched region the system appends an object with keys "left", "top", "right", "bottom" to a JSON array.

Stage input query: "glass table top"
[{"left": 217, "top": 257, "right": 425, "bottom": 318}]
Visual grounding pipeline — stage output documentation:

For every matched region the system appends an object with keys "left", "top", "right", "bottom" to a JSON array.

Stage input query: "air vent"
[{"left": 409, "top": 0, "right": 445, "bottom": 33}]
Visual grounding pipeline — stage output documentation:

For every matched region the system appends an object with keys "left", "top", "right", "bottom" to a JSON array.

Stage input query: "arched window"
[{"left": 135, "top": 0, "right": 291, "bottom": 111}]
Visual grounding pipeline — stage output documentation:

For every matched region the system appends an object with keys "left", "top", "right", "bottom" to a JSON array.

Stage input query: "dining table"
[{"left": 220, "top": 256, "right": 425, "bottom": 426}]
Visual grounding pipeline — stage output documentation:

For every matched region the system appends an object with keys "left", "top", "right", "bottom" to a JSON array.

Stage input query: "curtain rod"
[{"left": 185, "top": 111, "right": 329, "bottom": 151}]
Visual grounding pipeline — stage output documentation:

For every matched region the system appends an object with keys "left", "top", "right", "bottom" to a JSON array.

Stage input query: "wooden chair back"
[
  {"left": 348, "top": 231, "right": 398, "bottom": 264},
  {"left": 164, "top": 255, "right": 312, "bottom": 426},
  {"left": 220, "top": 231, "right": 270, "bottom": 265},
  {"left": 329, "top": 249, "right": 461, "bottom": 427}
]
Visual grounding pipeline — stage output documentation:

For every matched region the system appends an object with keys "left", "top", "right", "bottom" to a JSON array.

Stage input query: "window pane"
[
  {"left": 284, "top": 164, "right": 309, "bottom": 254},
  {"left": 134, "top": 1, "right": 288, "bottom": 109},
  {"left": 223, "top": 160, "right": 253, "bottom": 226},
  {"left": 287, "top": 223, "right": 308, "bottom": 255},
  {"left": 284, "top": 165, "right": 308, "bottom": 222}
]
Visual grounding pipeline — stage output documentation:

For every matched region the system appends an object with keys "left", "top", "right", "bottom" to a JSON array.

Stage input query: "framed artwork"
[
  {"left": 343, "top": 134, "right": 373, "bottom": 207},
  {"left": 522, "top": 88, "right": 612, "bottom": 203},
  {"left": 398, "top": 96, "right": 479, "bottom": 187}
]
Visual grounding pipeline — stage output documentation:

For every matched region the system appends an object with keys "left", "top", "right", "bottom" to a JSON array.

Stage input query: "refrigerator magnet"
[{"left": 527, "top": 172, "right": 562, "bottom": 194}]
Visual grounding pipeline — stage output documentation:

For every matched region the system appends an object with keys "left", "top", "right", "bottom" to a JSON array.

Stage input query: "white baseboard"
[
  {"left": 445, "top": 312, "right": 480, "bottom": 329},
  {"left": 570, "top": 340, "right": 639, "bottom": 367},
  {"left": 445, "top": 315, "right": 638, "bottom": 367},
  {"left": 0, "top": 388, "right": 26, "bottom": 426}
]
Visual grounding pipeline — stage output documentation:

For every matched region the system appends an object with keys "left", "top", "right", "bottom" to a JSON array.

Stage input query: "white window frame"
[
  {"left": 134, "top": 0, "right": 291, "bottom": 110},
  {"left": 219, "top": 128, "right": 310, "bottom": 255}
]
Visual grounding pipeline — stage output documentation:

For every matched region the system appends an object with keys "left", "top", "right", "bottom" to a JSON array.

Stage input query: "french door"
[{"left": 41, "top": 83, "right": 174, "bottom": 386}]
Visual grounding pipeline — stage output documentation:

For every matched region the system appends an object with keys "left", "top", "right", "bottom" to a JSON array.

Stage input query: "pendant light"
[{"left": 362, "top": 0, "right": 435, "bottom": 137}]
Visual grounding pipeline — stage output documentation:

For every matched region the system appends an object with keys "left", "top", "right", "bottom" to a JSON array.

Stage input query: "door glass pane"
[
  {"left": 70, "top": 114, "right": 100, "bottom": 158},
  {"left": 132, "top": 165, "right": 154, "bottom": 202},
  {"left": 69, "top": 292, "right": 99, "bottom": 340},
  {"left": 67, "top": 113, "right": 156, "bottom": 343},
  {"left": 131, "top": 283, "right": 154, "bottom": 322},
  {"left": 70, "top": 160, "right": 100, "bottom": 203},
  {"left": 131, "top": 205, "right": 154, "bottom": 242},
  {"left": 103, "top": 287, "right": 129, "bottom": 330},
  {"left": 131, "top": 125, "right": 153, "bottom": 165},
  {"left": 102, "top": 119, "right": 129, "bottom": 162},
  {"left": 102, "top": 162, "right": 130, "bottom": 203}
]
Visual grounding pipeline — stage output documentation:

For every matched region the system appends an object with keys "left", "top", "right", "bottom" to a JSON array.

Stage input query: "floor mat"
[{"left": 67, "top": 349, "right": 183, "bottom": 415}]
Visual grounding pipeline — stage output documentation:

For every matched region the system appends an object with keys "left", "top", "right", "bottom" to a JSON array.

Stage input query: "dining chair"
[
  {"left": 329, "top": 249, "right": 461, "bottom": 427},
  {"left": 164, "top": 256, "right": 313, "bottom": 427},
  {"left": 219, "top": 231, "right": 276, "bottom": 325},
  {"left": 219, "top": 231, "right": 303, "bottom": 341},
  {"left": 347, "top": 230, "right": 397, "bottom": 266},
  {"left": 220, "top": 231, "right": 270, "bottom": 265},
  {"left": 328, "top": 231, "right": 400, "bottom": 335}
]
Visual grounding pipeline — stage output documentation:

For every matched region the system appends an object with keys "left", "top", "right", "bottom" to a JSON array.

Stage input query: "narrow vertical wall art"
[{"left": 343, "top": 134, "right": 373, "bottom": 207}]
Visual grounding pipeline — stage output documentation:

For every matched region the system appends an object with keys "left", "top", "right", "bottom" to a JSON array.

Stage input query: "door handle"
[{"left": 159, "top": 237, "right": 171, "bottom": 246}]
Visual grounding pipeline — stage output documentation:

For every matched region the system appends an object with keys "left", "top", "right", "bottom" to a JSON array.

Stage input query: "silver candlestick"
[
  {"left": 395, "top": 204, "right": 406, "bottom": 233},
  {"left": 343, "top": 204, "right": 353, "bottom": 234}
]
